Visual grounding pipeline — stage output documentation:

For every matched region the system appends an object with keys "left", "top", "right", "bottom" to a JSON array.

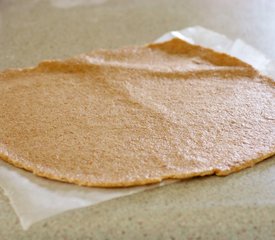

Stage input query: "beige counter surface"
[{"left": 0, "top": 0, "right": 275, "bottom": 239}]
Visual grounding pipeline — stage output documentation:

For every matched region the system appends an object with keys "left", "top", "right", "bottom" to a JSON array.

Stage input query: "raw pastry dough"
[{"left": 0, "top": 39, "right": 274, "bottom": 187}]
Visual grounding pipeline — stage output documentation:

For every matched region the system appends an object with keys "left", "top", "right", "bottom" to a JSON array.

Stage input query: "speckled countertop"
[{"left": 0, "top": 0, "right": 275, "bottom": 239}]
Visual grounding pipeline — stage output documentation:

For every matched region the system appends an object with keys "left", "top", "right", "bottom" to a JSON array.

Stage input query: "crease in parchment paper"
[{"left": 0, "top": 26, "right": 274, "bottom": 230}]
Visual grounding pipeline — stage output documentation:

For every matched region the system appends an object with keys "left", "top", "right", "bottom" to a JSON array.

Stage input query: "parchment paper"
[{"left": 0, "top": 26, "right": 274, "bottom": 230}]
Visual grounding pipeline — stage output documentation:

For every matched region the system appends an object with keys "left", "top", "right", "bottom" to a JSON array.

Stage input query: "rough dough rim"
[{"left": 0, "top": 151, "right": 275, "bottom": 188}]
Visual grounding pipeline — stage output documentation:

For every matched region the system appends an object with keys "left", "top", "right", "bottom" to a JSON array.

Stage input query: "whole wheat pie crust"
[{"left": 0, "top": 39, "right": 274, "bottom": 187}]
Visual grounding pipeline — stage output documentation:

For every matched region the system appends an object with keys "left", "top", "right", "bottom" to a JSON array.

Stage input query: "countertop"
[{"left": 0, "top": 0, "right": 275, "bottom": 239}]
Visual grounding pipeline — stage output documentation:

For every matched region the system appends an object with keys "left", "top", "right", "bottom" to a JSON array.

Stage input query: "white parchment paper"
[{"left": 0, "top": 26, "right": 274, "bottom": 230}]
